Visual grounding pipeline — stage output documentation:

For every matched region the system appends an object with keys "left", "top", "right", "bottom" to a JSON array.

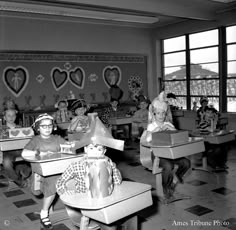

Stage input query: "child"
[
  {"left": 132, "top": 96, "right": 149, "bottom": 139},
  {"left": 1, "top": 100, "right": 31, "bottom": 187},
  {"left": 68, "top": 99, "right": 89, "bottom": 133},
  {"left": 53, "top": 99, "right": 72, "bottom": 124},
  {"left": 56, "top": 114, "right": 123, "bottom": 197},
  {"left": 140, "top": 91, "right": 190, "bottom": 202},
  {"left": 21, "top": 113, "right": 67, "bottom": 229}
]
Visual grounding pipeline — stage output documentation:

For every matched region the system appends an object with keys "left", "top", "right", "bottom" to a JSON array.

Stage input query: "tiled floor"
[{"left": 1, "top": 140, "right": 236, "bottom": 230}]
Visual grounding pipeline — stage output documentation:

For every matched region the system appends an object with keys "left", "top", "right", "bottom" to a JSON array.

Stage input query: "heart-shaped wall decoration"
[
  {"left": 103, "top": 66, "right": 122, "bottom": 88},
  {"left": 3, "top": 66, "right": 29, "bottom": 97},
  {"left": 69, "top": 67, "right": 85, "bottom": 89},
  {"left": 51, "top": 68, "right": 68, "bottom": 91}
]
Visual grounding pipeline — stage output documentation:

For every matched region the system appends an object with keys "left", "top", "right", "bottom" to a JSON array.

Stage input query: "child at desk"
[
  {"left": 131, "top": 96, "right": 149, "bottom": 140},
  {"left": 197, "top": 106, "right": 228, "bottom": 171},
  {"left": 56, "top": 114, "right": 123, "bottom": 196},
  {"left": 1, "top": 100, "right": 31, "bottom": 188},
  {"left": 68, "top": 99, "right": 89, "bottom": 133},
  {"left": 140, "top": 91, "right": 191, "bottom": 202},
  {"left": 21, "top": 113, "right": 67, "bottom": 230},
  {"left": 53, "top": 99, "right": 72, "bottom": 124}
]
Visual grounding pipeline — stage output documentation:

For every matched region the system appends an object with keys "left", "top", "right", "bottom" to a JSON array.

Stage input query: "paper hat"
[
  {"left": 74, "top": 114, "right": 124, "bottom": 151},
  {"left": 32, "top": 113, "right": 54, "bottom": 128},
  {"left": 151, "top": 91, "right": 168, "bottom": 111},
  {"left": 54, "top": 99, "right": 68, "bottom": 108},
  {"left": 70, "top": 99, "right": 87, "bottom": 111},
  {"left": 200, "top": 96, "right": 208, "bottom": 104}
]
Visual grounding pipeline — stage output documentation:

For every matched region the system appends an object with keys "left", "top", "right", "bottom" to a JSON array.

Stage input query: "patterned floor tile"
[
  {"left": 211, "top": 187, "right": 235, "bottom": 195},
  {"left": 186, "top": 179, "right": 207, "bottom": 186},
  {"left": 13, "top": 199, "right": 37, "bottom": 208},
  {"left": 25, "top": 212, "right": 40, "bottom": 221},
  {"left": 4, "top": 189, "right": 25, "bottom": 197},
  {"left": 185, "top": 205, "right": 214, "bottom": 216}
]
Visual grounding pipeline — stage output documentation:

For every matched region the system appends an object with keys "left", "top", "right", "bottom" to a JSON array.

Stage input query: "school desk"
[
  {"left": 60, "top": 181, "right": 152, "bottom": 230},
  {"left": 109, "top": 117, "right": 132, "bottom": 139},
  {"left": 0, "top": 136, "right": 32, "bottom": 163},
  {"left": 190, "top": 129, "right": 235, "bottom": 173},
  {"left": 140, "top": 137, "right": 205, "bottom": 200}
]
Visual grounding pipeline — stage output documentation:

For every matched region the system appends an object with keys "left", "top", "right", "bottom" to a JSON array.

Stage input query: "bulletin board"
[{"left": 0, "top": 51, "right": 147, "bottom": 110}]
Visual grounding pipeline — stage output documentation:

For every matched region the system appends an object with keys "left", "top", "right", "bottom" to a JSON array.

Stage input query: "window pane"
[
  {"left": 164, "top": 66, "right": 186, "bottom": 80},
  {"left": 164, "top": 81, "right": 187, "bottom": 95},
  {"left": 227, "top": 98, "right": 236, "bottom": 112},
  {"left": 226, "top": 25, "right": 236, "bottom": 43},
  {"left": 176, "top": 97, "right": 187, "bottom": 109},
  {"left": 189, "top": 29, "right": 218, "bottom": 49},
  {"left": 191, "top": 97, "right": 219, "bottom": 111},
  {"left": 163, "top": 36, "right": 185, "bottom": 53},
  {"left": 227, "top": 44, "right": 236, "bottom": 61},
  {"left": 227, "top": 79, "right": 236, "bottom": 95},
  {"left": 164, "top": 52, "right": 186, "bottom": 67},
  {"left": 190, "top": 47, "right": 218, "bottom": 64},
  {"left": 227, "top": 61, "right": 236, "bottom": 76},
  {"left": 190, "top": 63, "right": 218, "bottom": 79},
  {"left": 190, "top": 79, "right": 219, "bottom": 96}
]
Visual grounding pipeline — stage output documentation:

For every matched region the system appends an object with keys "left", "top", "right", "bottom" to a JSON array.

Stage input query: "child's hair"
[
  {"left": 55, "top": 99, "right": 68, "bottom": 109},
  {"left": 2, "top": 99, "right": 18, "bottom": 115},
  {"left": 32, "top": 113, "right": 56, "bottom": 134}
]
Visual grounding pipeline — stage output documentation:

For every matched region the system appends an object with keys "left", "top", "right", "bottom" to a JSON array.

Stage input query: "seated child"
[
  {"left": 100, "top": 99, "right": 129, "bottom": 140},
  {"left": 1, "top": 99, "right": 31, "bottom": 187},
  {"left": 53, "top": 99, "right": 72, "bottom": 124},
  {"left": 197, "top": 106, "right": 228, "bottom": 171},
  {"left": 22, "top": 113, "right": 68, "bottom": 229},
  {"left": 68, "top": 99, "right": 89, "bottom": 133},
  {"left": 140, "top": 91, "right": 191, "bottom": 202},
  {"left": 132, "top": 96, "right": 149, "bottom": 139},
  {"left": 56, "top": 114, "right": 123, "bottom": 197}
]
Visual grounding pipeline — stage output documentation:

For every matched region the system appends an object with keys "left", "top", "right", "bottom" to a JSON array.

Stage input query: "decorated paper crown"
[
  {"left": 70, "top": 99, "right": 87, "bottom": 111},
  {"left": 74, "top": 114, "right": 124, "bottom": 151},
  {"left": 151, "top": 91, "right": 168, "bottom": 111},
  {"left": 32, "top": 113, "right": 54, "bottom": 128}
]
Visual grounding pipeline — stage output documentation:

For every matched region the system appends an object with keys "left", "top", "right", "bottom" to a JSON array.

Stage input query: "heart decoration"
[
  {"left": 103, "top": 66, "right": 122, "bottom": 88},
  {"left": 11, "top": 130, "right": 20, "bottom": 136},
  {"left": 69, "top": 67, "right": 85, "bottom": 89},
  {"left": 3, "top": 66, "right": 29, "bottom": 97},
  {"left": 51, "top": 68, "right": 68, "bottom": 91}
]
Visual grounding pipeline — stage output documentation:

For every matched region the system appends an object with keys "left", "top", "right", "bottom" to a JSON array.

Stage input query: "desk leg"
[
  {"left": 192, "top": 155, "right": 213, "bottom": 173},
  {"left": 140, "top": 145, "right": 153, "bottom": 170}
]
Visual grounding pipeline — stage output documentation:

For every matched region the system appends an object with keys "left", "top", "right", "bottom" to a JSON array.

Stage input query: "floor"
[{"left": 0, "top": 140, "right": 236, "bottom": 230}]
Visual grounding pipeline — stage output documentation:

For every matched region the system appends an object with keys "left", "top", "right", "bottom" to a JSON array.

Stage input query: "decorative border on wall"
[{"left": 0, "top": 52, "right": 145, "bottom": 63}]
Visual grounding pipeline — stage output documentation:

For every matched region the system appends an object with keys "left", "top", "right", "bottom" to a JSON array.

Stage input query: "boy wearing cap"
[
  {"left": 140, "top": 91, "right": 190, "bottom": 203},
  {"left": 56, "top": 114, "right": 123, "bottom": 197}
]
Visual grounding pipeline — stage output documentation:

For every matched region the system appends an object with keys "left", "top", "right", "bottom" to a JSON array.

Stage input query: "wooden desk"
[
  {"left": 22, "top": 152, "right": 84, "bottom": 176},
  {"left": 140, "top": 137, "right": 205, "bottom": 199},
  {"left": 109, "top": 117, "right": 132, "bottom": 139},
  {"left": 190, "top": 130, "right": 235, "bottom": 172},
  {"left": 60, "top": 181, "right": 152, "bottom": 229},
  {"left": 0, "top": 137, "right": 32, "bottom": 163}
]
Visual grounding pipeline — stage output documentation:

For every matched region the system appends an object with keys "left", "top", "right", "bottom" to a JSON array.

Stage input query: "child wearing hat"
[
  {"left": 68, "top": 99, "right": 89, "bottom": 133},
  {"left": 131, "top": 95, "right": 149, "bottom": 140},
  {"left": 53, "top": 99, "right": 72, "bottom": 124},
  {"left": 140, "top": 91, "right": 191, "bottom": 203},
  {"left": 56, "top": 114, "right": 123, "bottom": 198},
  {"left": 22, "top": 113, "right": 69, "bottom": 229}
]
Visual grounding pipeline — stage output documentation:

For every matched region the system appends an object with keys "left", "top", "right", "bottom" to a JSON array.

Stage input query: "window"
[
  {"left": 162, "top": 29, "right": 220, "bottom": 111},
  {"left": 226, "top": 25, "right": 236, "bottom": 112}
]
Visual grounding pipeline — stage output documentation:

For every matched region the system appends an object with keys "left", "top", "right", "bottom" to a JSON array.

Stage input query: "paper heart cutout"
[
  {"left": 51, "top": 68, "right": 68, "bottom": 91},
  {"left": 69, "top": 67, "right": 85, "bottom": 89},
  {"left": 3, "top": 66, "right": 29, "bottom": 97},
  {"left": 103, "top": 66, "right": 121, "bottom": 88},
  {"left": 22, "top": 129, "right": 31, "bottom": 135},
  {"left": 11, "top": 130, "right": 20, "bottom": 136}
]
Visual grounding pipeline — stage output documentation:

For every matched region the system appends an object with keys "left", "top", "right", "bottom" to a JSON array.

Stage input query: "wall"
[{"left": 0, "top": 13, "right": 156, "bottom": 109}]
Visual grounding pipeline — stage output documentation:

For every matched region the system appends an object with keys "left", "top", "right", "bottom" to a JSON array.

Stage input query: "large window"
[
  {"left": 226, "top": 25, "right": 236, "bottom": 112},
  {"left": 162, "top": 29, "right": 221, "bottom": 111}
]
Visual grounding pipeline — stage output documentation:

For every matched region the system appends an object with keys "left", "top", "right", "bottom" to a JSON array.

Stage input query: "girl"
[{"left": 22, "top": 113, "right": 67, "bottom": 229}]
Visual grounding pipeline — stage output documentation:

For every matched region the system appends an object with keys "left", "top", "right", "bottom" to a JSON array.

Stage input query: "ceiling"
[{"left": 1, "top": 0, "right": 236, "bottom": 28}]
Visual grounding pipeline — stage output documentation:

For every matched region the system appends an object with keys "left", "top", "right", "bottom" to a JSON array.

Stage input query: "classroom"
[{"left": 0, "top": 1, "right": 236, "bottom": 229}]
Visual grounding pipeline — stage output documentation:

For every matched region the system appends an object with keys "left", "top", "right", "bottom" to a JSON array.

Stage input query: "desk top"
[
  {"left": 22, "top": 152, "right": 84, "bottom": 163},
  {"left": 141, "top": 137, "right": 203, "bottom": 148},
  {"left": 0, "top": 136, "right": 32, "bottom": 142},
  {"left": 60, "top": 181, "right": 151, "bottom": 210},
  {"left": 191, "top": 129, "right": 234, "bottom": 137}
]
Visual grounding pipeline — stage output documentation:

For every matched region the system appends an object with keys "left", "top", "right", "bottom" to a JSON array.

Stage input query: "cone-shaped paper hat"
[{"left": 74, "top": 114, "right": 124, "bottom": 151}]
